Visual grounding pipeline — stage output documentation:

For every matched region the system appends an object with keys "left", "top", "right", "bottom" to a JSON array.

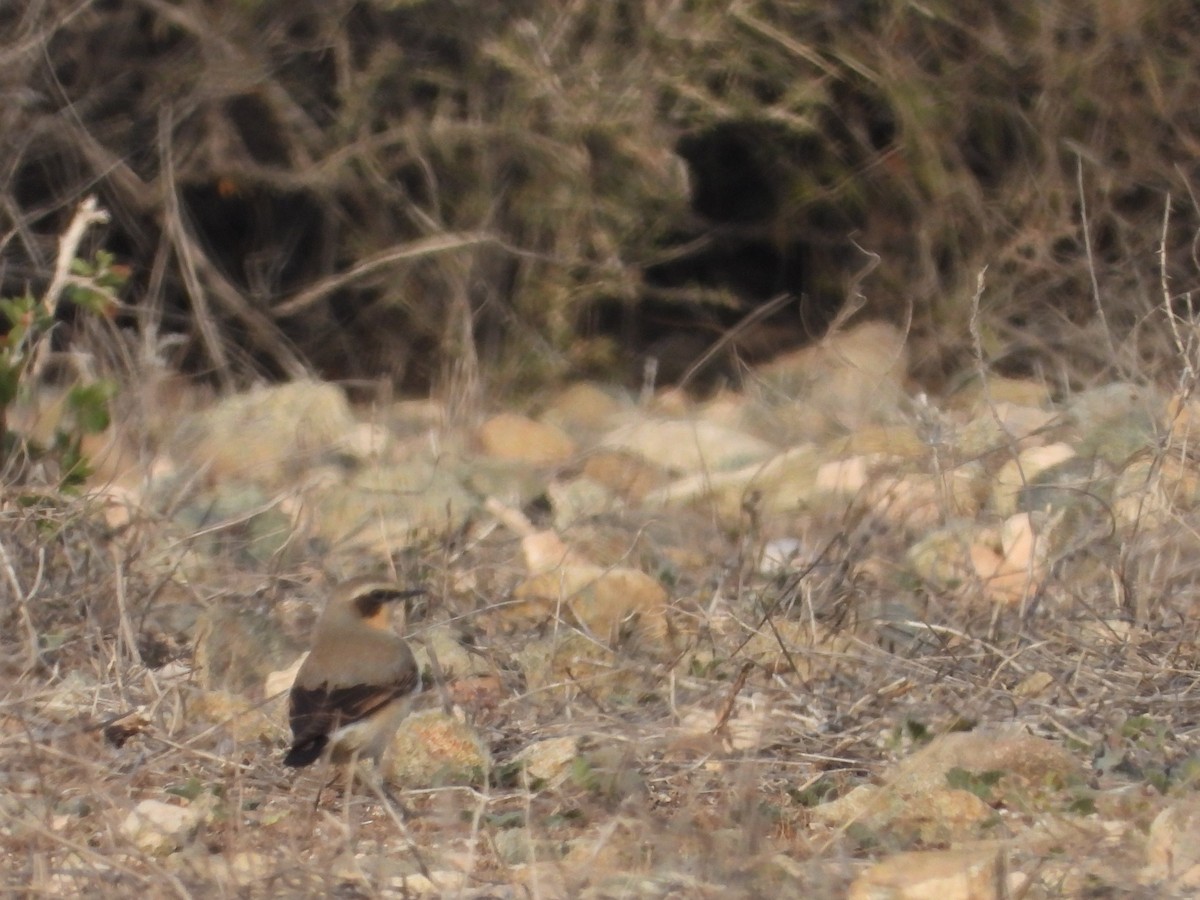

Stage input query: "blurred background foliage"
[{"left": 2, "top": 0, "right": 1198, "bottom": 396}]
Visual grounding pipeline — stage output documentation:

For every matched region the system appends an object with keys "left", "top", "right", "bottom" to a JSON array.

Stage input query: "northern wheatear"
[{"left": 284, "top": 578, "right": 423, "bottom": 770}]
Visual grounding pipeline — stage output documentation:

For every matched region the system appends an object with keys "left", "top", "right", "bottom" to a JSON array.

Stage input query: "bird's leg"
[
  {"left": 341, "top": 749, "right": 363, "bottom": 830},
  {"left": 351, "top": 755, "right": 414, "bottom": 818},
  {"left": 361, "top": 774, "right": 433, "bottom": 881},
  {"left": 378, "top": 779, "right": 415, "bottom": 820},
  {"left": 312, "top": 750, "right": 338, "bottom": 812}
]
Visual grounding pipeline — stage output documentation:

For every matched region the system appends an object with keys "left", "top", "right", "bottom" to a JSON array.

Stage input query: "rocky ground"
[{"left": 4, "top": 320, "right": 1200, "bottom": 898}]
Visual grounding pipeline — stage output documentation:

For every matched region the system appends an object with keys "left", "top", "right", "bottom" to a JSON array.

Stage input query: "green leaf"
[
  {"left": 66, "top": 285, "right": 110, "bottom": 313},
  {"left": 165, "top": 778, "right": 206, "bottom": 800},
  {"left": 67, "top": 381, "right": 115, "bottom": 433},
  {"left": 0, "top": 365, "right": 21, "bottom": 407},
  {"left": 484, "top": 810, "right": 526, "bottom": 829},
  {"left": 945, "top": 767, "right": 1004, "bottom": 800}
]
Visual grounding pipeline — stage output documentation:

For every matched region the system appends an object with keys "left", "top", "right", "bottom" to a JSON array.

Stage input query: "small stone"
[
  {"left": 413, "top": 621, "right": 493, "bottom": 681},
  {"left": 601, "top": 418, "right": 775, "bottom": 475},
  {"left": 849, "top": 847, "right": 1004, "bottom": 900},
  {"left": 992, "top": 442, "right": 1076, "bottom": 516},
  {"left": 884, "top": 729, "right": 1083, "bottom": 797},
  {"left": 478, "top": 413, "right": 577, "bottom": 464},
  {"left": 541, "top": 382, "right": 627, "bottom": 431},
  {"left": 511, "top": 565, "right": 671, "bottom": 647},
  {"left": 171, "top": 381, "right": 357, "bottom": 487},
  {"left": 759, "top": 538, "right": 807, "bottom": 575},
  {"left": 120, "top": 799, "right": 202, "bottom": 856},
  {"left": 753, "top": 321, "right": 909, "bottom": 434},
  {"left": 1144, "top": 795, "right": 1200, "bottom": 888},
  {"left": 386, "top": 711, "right": 490, "bottom": 787},
  {"left": 581, "top": 450, "right": 670, "bottom": 501},
  {"left": 514, "top": 736, "right": 580, "bottom": 786}
]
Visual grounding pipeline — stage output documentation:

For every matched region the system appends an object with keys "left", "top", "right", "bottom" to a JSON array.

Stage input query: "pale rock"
[
  {"left": 508, "top": 861, "right": 572, "bottom": 899},
  {"left": 949, "top": 375, "right": 1053, "bottom": 410},
  {"left": 339, "top": 421, "right": 391, "bottom": 459},
  {"left": 810, "top": 784, "right": 995, "bottom": 845},
  {"left": 883, "top": 729, "right": 1083, "bottom": 797},
  {"left": 511, "top": 564, "right": 671, "bottom": 647},
  {"left": 1068, "top": 382, "right": 1156, "bottom": 430},
  {"left": 384, "top": 397, "right": 446, "bottom": 435},
  {"left": 816, "top": 455, "right": 871, "bottom": 495},
  {"left": 38, "top": 671, "right": 98, "bottom": 722},
  {"left": 384, "top": 871, "right": 470, "bottom": 895},
  {"left": 520, "top": 530, "right": 586, "bottom": 573},
  {"left": 297, "top": 459, "right": 476, "bottom": 553},
  {"left": 120, "top": 799, "right": 203, "bottom": 856},
  {"left": 1013, "top": 671, "right": 1056, "bottom": 699},
  {"left": 955, "top": 401, "right": 1057, "bottom": 460},
  {"left": 601, "top": 418, "right": 775, "bottom": 475},
  {"left": 907, "top": 524, "right": 976, "bottom": 590},
  {"left": 581, "top": 449, "right": 670, "bottom": 501},
  {"left": 519, "top": 631, "right": 652, "bottom": 703},
  {"left": 753, "top": 321, "right": 909, "bottom": 433},
  {"left": 188, "top": 689, "right": 280, "bottom": 743},
  {"left": 492, "top": 828, "right": 537, "bottom": 865},
  {"left": 676, "top": 696, "right": 777, "bottom": 753},
  {"left": 736, "top": 619, "right": 856, "bottom": 681},
  {"left": 189, "top": 851, "right": 274, "bottom": 889},
  {"left": 909, "top": 514, "right": 1051, "bottom": 606},
  {"left": 464, "top": 456, "right": 548, "bottom": 508},
  {"left": 649, "top": 443, "right": 823, "bottom": 520},
  {"left": 1069, "top": 382, "right": 1161, "bottom": 463},
  {"left": 541, "top": 382, "right": 627, "bottom": 431},
  {"left": 1113, "top": 452, "right": 1200, "bottom": 530},
  {"left": 330, "top": 850, "right": 464, "bottom": 895},
  {"left": 848, "top": 847, "right": 1005, "bottom": 900},
  {"left": 514, "top": 736, "right": 580, "bottom": 786},
  {"left": 171, "top": 381, "right": 357, "bottom": 487},
  {"left": 1143, "top": 794, "right": 1200, "bottom": 888},
  {"left": 169, "top": 481, "right": 293, "bottom": 564},
  {"left": 386, "top": 710, "right": 490, "bottom": 787},
  {"left": 992, "top": 442, "right": 1076, "bottom": 516},
  {"left": 969, "top": 511, "right": 1050, "bottom": 606},
  {"left": 548, "top": 476, "right": 616, "bottom": 527},
  {"left": 413, "top": 621, "right": 493, "bottom": 681},
  {"left": 809, "top": 783, "right": 882, "bottom": 827},
  {"left": 696, "top": 387, "right": 751, "bottom": 428},
  {"left": 193, "top": 604, "right": 301, "bottom": 693},
  {"left": 824, "top": 424, "right": 926, "bottom": 460},
  {"left": 86, "top": 481, "right": 146, "bottom": 529},
  {"left": 759, "top": 537, "right": 807, "bottom": 575},
  {"left": 865, "top": 466, "right": 987, "bottom": 529},
  {"left": 478, "top": 412, "right": 577, "bottom": 464},
  {"left": 265, "top": 654, "right": 305, "bottom": 700}
]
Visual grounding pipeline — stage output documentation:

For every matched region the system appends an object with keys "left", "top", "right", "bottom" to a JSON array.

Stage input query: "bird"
[{"left": 283, "top": 578, "right": 423, "bottom": 771}]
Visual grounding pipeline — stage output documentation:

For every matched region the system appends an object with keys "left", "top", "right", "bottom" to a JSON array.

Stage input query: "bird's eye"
[
  {"left": 354, "top": 595, "right": 384, "bottom": 618},
  {"left": 353, "top": 587, "right": 421, "bottom": 619}
]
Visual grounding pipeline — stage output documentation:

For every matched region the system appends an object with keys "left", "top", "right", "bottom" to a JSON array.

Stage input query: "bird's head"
[{"left": 325, "top": 578, "right": 425, "bottom": 633}]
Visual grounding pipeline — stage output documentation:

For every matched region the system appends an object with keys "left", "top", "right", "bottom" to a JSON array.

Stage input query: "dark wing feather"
[{"left": 284, "top": 667, "right": 420, "bottom": 767}]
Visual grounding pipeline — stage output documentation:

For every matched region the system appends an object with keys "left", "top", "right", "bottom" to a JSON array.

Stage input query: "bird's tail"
[{"left": 283, "top": 735, "right": 328, "bottom": 767}]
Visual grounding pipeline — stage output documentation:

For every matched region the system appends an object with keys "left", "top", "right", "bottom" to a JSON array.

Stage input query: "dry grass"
[{"left": 3, "top": 418, "right": 1200, "bottom": 896}]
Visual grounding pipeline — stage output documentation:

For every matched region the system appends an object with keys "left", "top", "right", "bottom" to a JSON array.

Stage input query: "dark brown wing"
[{"left": 284, "top": 669, "right": 419, "bottom": 767}]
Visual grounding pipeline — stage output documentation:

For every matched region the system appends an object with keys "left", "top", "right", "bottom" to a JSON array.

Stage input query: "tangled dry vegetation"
[{"left": 4, "top": 1, "right": 1200, "bottom": 392}]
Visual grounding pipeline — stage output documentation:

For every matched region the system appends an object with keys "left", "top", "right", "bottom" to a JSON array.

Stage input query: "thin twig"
[{"left": 272, "top": 232, "right": 498, "bottom": 319}]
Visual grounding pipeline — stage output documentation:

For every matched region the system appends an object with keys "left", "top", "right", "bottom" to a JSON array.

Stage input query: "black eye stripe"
[{"left": 353, "top": 588, "right": 423, "bottom": 618}]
